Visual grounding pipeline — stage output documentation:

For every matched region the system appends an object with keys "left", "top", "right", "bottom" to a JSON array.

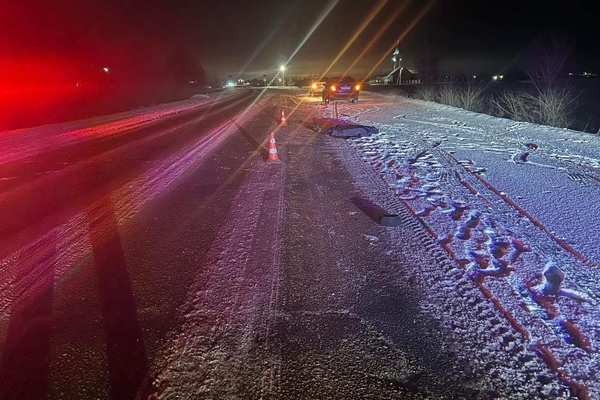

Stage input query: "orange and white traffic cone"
[
  {"left": 280, "top": 110, "right": 287, "bottom": 126},
  {"left": 267, "top": 132, "right": 280, "bottom": 162}
]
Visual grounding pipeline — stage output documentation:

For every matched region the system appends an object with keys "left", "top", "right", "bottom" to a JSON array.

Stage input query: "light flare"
[
  {"left": 284, "top": 0, "right": 339, "bottom": 66},
  {"left": 363, "top": 0, "right": 436, "bottom": 82},
  {"left": 318, "top": 0, "right": 389, "bottom": 79},
  {"left": 342, "top": 1, "right": 411, "bottom": 77},
  {"left": 233, "top": 0, "right": 339, "bottom": 123}
]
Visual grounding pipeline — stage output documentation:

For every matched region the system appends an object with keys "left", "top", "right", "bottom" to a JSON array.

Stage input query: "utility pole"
[
  {"left": 391, "top": 48, "right": 402, "bottom": 86},
  {"left": 279, "top": 65, "right": 286, "bottom": 86}
]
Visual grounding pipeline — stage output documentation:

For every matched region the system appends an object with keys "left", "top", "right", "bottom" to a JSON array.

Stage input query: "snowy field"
[{"left": 330, "top": 92, "right": 600, "bottom": 398}]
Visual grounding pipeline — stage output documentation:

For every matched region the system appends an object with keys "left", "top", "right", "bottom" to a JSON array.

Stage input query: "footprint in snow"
[
  {"left": 533, "top": 261, "right": 592, "bottom": 303},
  {"left": 514, "top": 143, "right": 538, "bottom": 163}
]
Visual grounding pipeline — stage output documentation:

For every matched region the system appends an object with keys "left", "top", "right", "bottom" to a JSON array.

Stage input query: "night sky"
[{"left": 2, "top": 0, "right": 598, "bottom": 81}]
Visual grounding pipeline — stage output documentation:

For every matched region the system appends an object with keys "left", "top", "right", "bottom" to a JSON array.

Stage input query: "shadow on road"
[
  {"left": 234, "top": 122, "right": 268, "bottom": 160},
  {"left": 87, "top": 194, "right": 148, "bottom": 399},
  {"left": 0, "top": 189, "right": 148, "bottom": 399}
]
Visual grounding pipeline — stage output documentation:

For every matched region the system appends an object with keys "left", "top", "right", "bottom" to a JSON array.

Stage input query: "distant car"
[
  {"left": 309, "top": 81, "right": 325, "bottom": 96},
  {"left": 322, "top": 77, "right": 360, "bottom": 104}
]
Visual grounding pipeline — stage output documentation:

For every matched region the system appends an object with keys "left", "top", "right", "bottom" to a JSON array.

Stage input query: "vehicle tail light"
[{"left": 330, "top": 85, "right": 336, "bottom": 91}]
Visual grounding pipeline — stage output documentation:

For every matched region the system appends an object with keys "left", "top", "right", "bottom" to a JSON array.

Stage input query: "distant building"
[
  {"left": 369, "top": 67, "right": 420, "bottom": 86},
  {"left": 384, "top": 66, "right": 420, "bottom": 85}
]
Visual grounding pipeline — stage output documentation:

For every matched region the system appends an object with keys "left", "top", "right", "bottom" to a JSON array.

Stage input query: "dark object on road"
[
  {"left": 351, "top": 197, "right": 402, "bottom": 227},
  {"left": 312, "top": 118, "right": 378, "bottom": 138},
  {"left": 322, "top": 77, "right": 361, "bottom": 104},
  {"left": 518, "top": 151, "right": 530, "bottom": 162},
  {"left": 525, "top": 143, "right": 539, "bottom": 150}
]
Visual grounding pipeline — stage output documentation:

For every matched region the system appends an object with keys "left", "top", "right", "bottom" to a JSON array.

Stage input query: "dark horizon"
[
  {"left": 2, "top": 0, "right": 598, "bottom": 80},
  {"left": 2, "top": 0, "right": 598, "bottom": 129}
]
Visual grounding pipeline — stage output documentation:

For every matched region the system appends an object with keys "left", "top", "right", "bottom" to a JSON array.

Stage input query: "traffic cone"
[
  {"left": 280, "top": 110, "right": 287, "bottom": 126},
  {"left": 267, "top": 132, "right": 280, "bottom": 162}
]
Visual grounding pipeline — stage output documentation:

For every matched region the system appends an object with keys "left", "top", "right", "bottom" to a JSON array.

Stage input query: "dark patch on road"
[{"left": 351, "top": 196, "right": 402, "bottom": 226}]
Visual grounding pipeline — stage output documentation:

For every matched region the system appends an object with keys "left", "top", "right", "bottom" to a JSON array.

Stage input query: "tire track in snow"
[
  {"left": 336, "top": 140, "right": 569, "bottom": 398},
  {"left": 145, "top": 158, "right": 285, "bottom": 398},
  {"left": 343, "top": 124, "right": 599, "bottom": 398}
]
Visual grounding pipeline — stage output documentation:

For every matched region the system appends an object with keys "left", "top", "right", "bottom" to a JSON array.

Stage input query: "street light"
[{"left": 279, "top": 64, "right": 286, "bottom": 86}]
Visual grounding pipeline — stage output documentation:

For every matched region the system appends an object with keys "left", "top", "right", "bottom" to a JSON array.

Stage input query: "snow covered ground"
[
  {"left": 0, "top": 90, "right": 241, "bottom": 166},
  {"left": 328, "top": 92, "right": 600, "bottom": 398}
]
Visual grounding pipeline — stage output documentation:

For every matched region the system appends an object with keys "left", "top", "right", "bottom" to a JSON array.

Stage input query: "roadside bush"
[
  {"left": 493, "top": 88, "right": 577, "bottom": 128},
  {"left": 524, "top": 36, "right": 579, "bottom": 128},
  {"left": 458, "top": 85, "right": 484, "bottom": 112},
  {"left": 415, "top": 86, "right": 437, "bottom": 102},
  {"left": 536, "top": 87, "right": 577, "bottom": 128},
  {"left": 492, "top": 91, "right": 537, "bottom": 122},
  {"left": 438, "top": 85, "right": 483, "bottom": 112},
  {"left": 438, "top": 86, "right": 462, "bottom": 108}
]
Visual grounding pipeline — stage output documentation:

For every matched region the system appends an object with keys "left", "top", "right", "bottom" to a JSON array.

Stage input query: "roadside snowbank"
[
  {"left": 0, "top": 90, "right": 241, "bottom": 165},
  {"left": 329, "top": 92, "right": 600, "bottom": 399}
]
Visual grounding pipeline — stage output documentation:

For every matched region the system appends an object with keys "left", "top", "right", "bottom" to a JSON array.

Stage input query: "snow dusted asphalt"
[
  {"left": 2, "top": 88, "right": 599, "bottom": 399},
  {"left": 0, "top": 89, "right": 272, "bottom": 399},
  {"left": 331, "top": 91, "right": 600, "bottom": 399},
  {"left": 147, "top": 91, "right": 599, "bottom": 399},
  {"left": 0, "top": 93, "right": 236, "bottom": 166}
]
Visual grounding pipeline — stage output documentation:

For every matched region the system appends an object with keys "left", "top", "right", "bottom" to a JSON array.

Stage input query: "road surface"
[{"left": 1, "top": 88, "right": 596, "bottom": 399}]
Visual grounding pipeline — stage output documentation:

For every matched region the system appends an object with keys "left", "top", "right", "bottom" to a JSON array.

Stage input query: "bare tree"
[
  {"left": 492, "top": 91, "right": 536, "bottom": 122},
  {"left": 526, "top": 37, "right": 572, "bottom": 91},
  {"left": 415, "top": 86, "right": 437, "bottom": 102},
  {"left": 524, "top": 36, "right": 579, "bottom": 128}
]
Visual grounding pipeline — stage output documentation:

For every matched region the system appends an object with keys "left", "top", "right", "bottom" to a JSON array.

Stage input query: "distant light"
[
  {"left": 279, "top": 65, "right": 286, "bottom": 72},
  {"left": 225, "top": 80, "right": 235, "bottom": 87},
  {"left": 330, "top": 85, "right": 336, "bottom": 91},
  {"left": 311, "top": 83, "right": 317, "bottom": 89},
  {"left": 355, "top": 84, "right": 361, "bottom": 91},
  {"left": 492, "top": 75, "right": 498, "bottom": 81},
  {"left": 472, "top": 74, "right": 477, "bottom": 79},
  {"left": 102, "top": 66, "right": 110, "bottom": 73},
  {"left": 499, "top": 74, "right": 504, "bottom": 80},
  {"left": 278, "top": 78, "right": 282, "bottom": 82}
]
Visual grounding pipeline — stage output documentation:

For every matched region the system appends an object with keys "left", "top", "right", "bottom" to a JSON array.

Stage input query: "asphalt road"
[
  {"left": 0, "top": 89, "right": 573, "bottom": 399},
  {"left": 0, "top": 89, "right": 280, "bottom": 399}
]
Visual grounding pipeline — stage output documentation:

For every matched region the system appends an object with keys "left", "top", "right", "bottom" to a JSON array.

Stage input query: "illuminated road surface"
[
  {"left": 1, "top": 89, "right": 597, "bottom": 399},
  {"left": 0, "top": 89, "right": 273, "bottom": 398}
]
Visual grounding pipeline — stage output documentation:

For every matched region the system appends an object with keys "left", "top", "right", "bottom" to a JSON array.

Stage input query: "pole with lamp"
[{"left": 279, "top": 64, "right": 286, "bottom": 86}]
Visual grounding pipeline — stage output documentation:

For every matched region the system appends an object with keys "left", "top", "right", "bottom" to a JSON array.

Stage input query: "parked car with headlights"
[
  {"left": 309, "top": 81, "right": 326, "bottom": 96},
  {"left": 322, "top": 77, "right": 360, "bottom": 104}
]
